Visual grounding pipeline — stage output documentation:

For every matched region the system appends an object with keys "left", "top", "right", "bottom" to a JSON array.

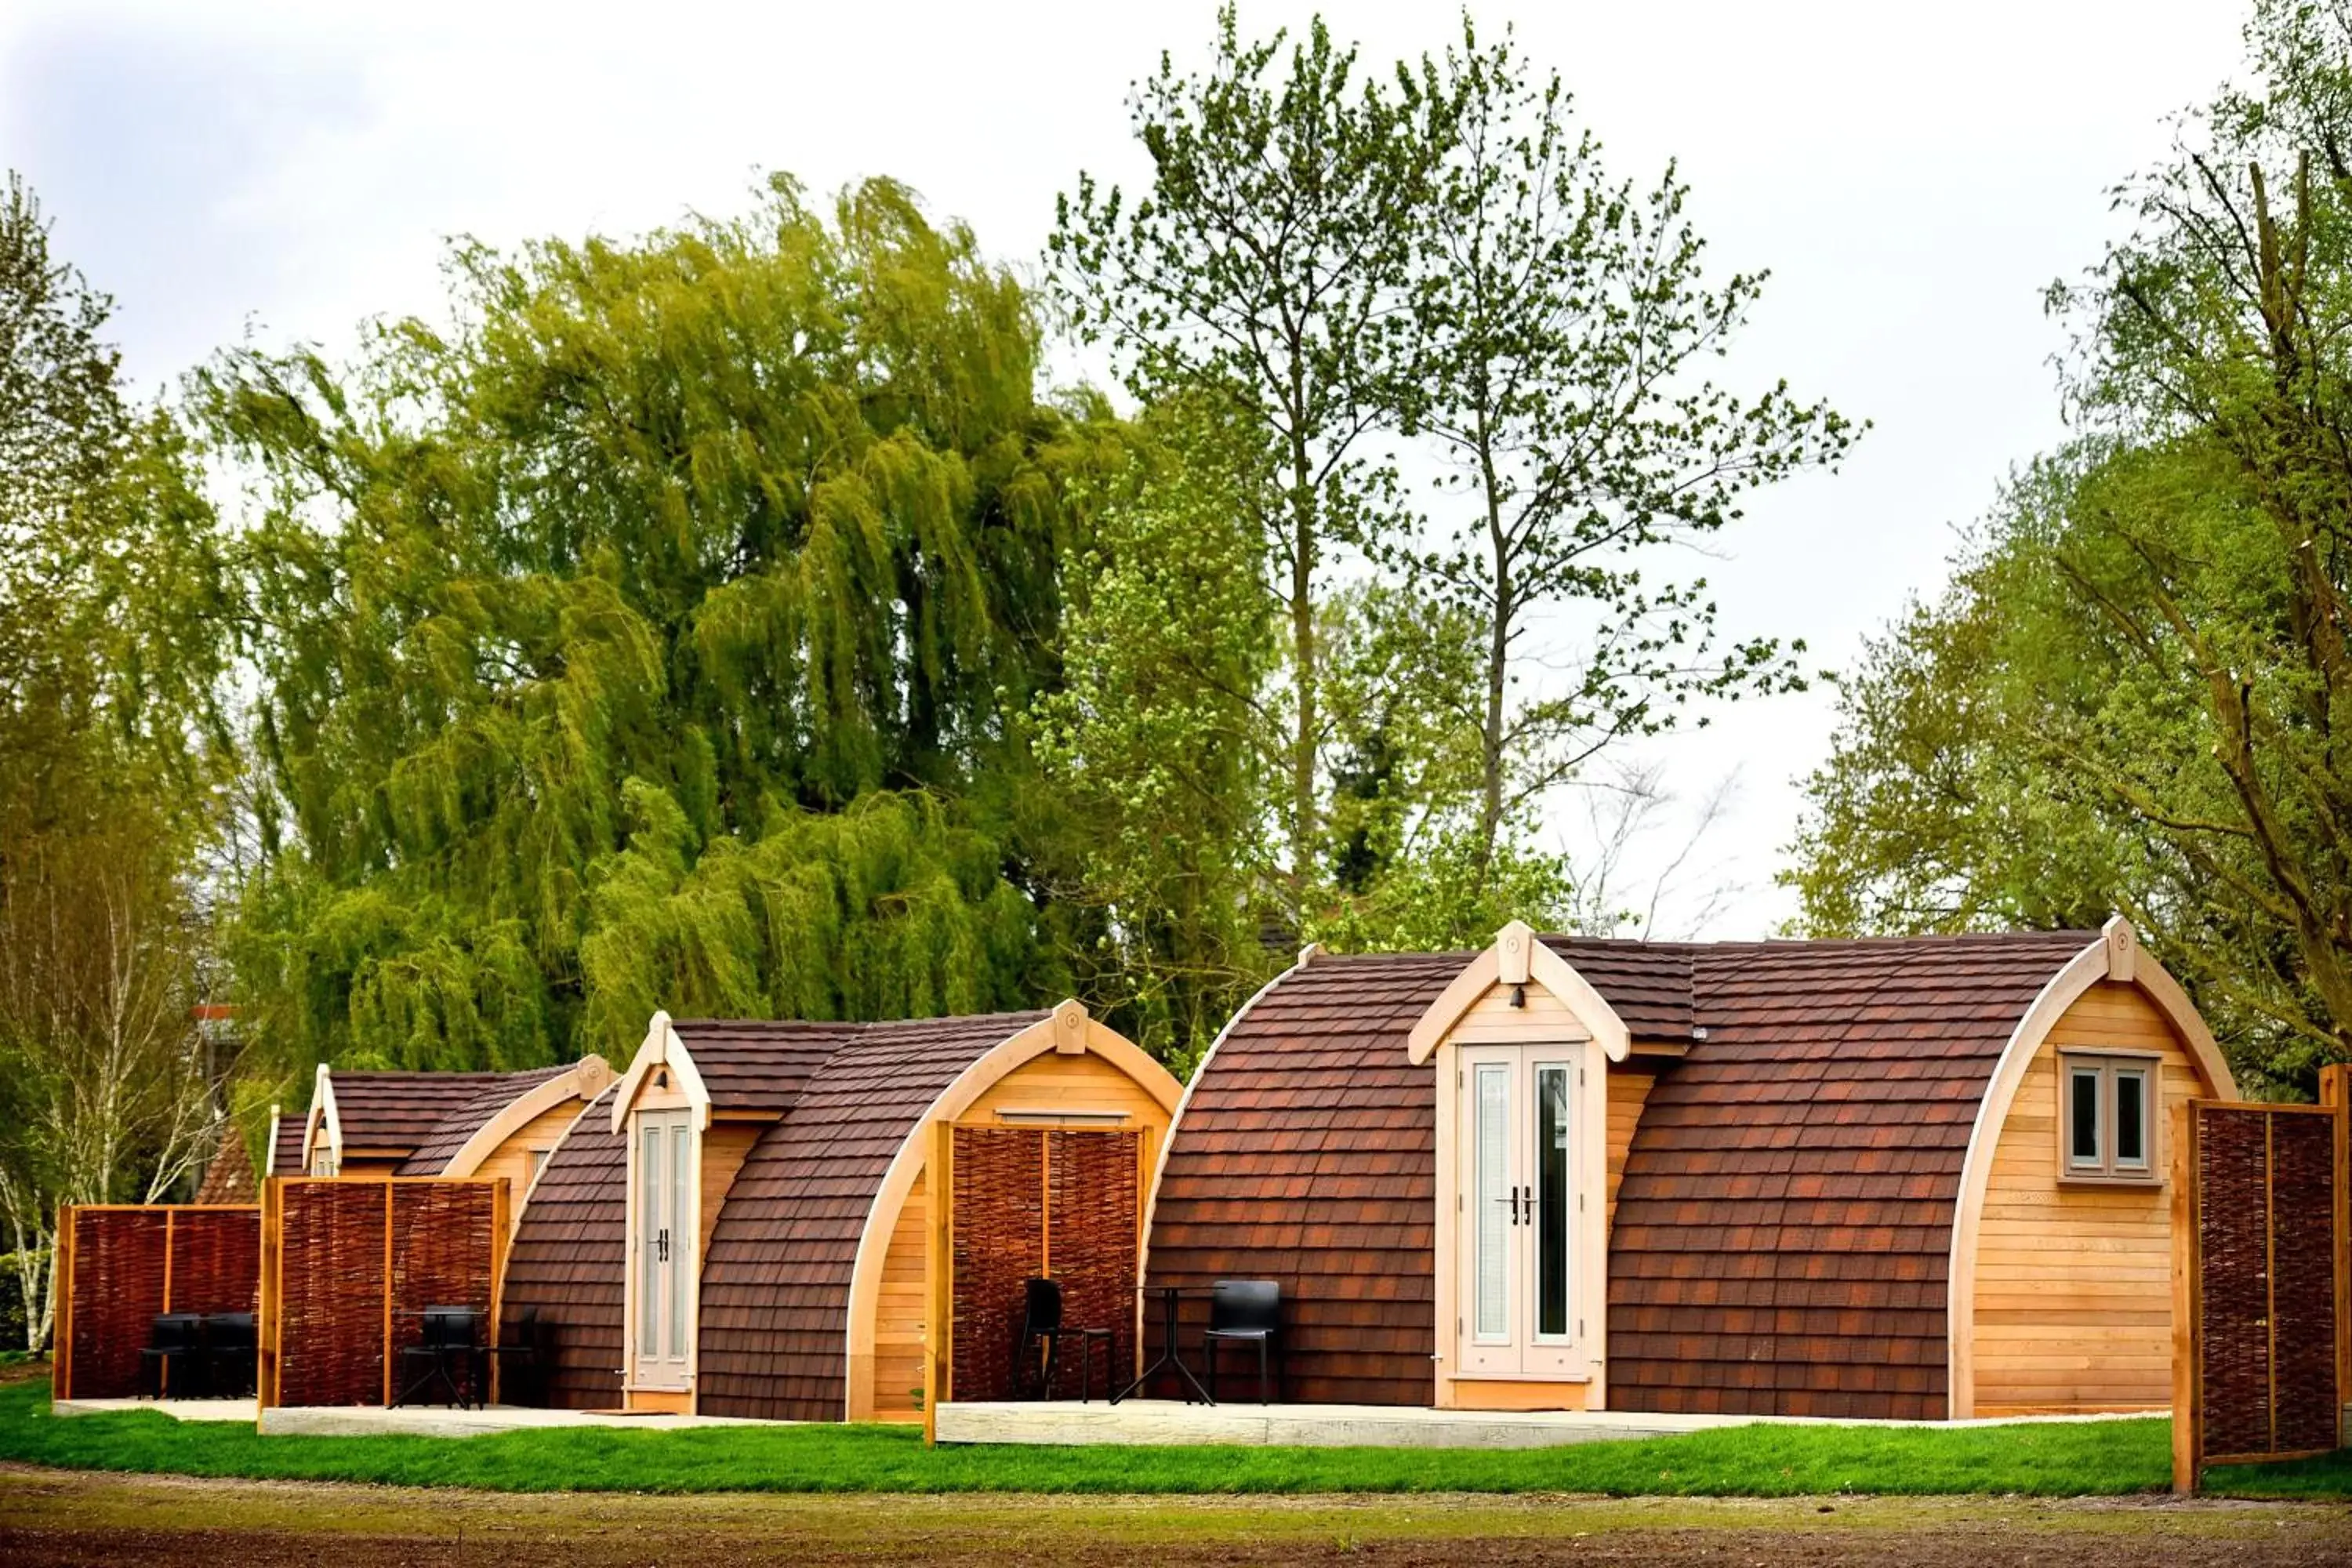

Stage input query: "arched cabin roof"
[
  {"left": 499, "top": 1084, "right": 626, "bottom": 1409},
  {"left": 694, "top": 1011, "right": 1051, "bottom": 1421},
  {"left": 1145, "top": 929, "right": 2116, "bottom": 1417},
  {"left": 501, "top": 1010, "right": 1063, "bottom": 1418},
  {"left": 395, "top": 1065, "right": 572, "bottom": 1175},
  {"left": 285, "top": 1067, "right": 526, "bottom": 1172}
]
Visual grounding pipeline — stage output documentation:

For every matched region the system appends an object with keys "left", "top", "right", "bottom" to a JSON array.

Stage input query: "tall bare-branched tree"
[{"left": 1401, "top": 24, "right": 1857, "bottom": 880}]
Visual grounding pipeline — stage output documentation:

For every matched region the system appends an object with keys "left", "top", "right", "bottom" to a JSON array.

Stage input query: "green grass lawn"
[{"left": 2, "top": 1379, "right": 2343, "bottom": 1500}]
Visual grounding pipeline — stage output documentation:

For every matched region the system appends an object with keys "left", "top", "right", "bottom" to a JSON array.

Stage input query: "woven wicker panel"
[
  {"left": 2268, "top": 1112, "right": 2339, "bottom": 1455},
  {"left": 390, "top": 1183, "right": 499, "bottom": 1404},
  {"left": 1047, "top": 1129, "right": 1140, "bottom": 1377},
  {"left": 167, "top": 1209, "right": 261, "bottom": 1316},
  {"left": 275, "top": 1182, "right": 390, "bottom": 1407},
  {"left": 2197, "top": 1107, "right": 2275, "bottom": 1459},
  {"left": 63, "top": 1210, "right": 170, "bottom": 1399},
  {"left": 949, "top": 1127, "right": 1044, "bottom": 1403}
]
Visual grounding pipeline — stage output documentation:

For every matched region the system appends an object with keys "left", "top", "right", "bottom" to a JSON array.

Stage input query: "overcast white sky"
[{"left": 0, "top": 0, "right": 2249, "bottom": 938}]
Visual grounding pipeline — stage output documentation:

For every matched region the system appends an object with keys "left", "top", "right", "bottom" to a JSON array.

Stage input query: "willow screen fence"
[
  {"left": 258, "top": 1177, "right": 508, "bottom": 1408},
  {"left": 2172, "top": 1066, "right": 2350, "bottom": 1493},
  {"left": 933, "top": 1124, "right": 1145, "bottom": 1409},
  {"left": 53, "top": 1203, "right": 261, "bottom": 1399}
]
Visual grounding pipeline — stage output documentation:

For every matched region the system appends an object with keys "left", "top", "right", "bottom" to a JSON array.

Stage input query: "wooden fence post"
[
  {"left": 2171, "top": 1101, "right": 2201, "bottom": 1495},
  {"left": 488, "top": 1177, "right": 510, "bottom": 1406},
  {"left": 53, "top": 1206, "right": 74, "bottom": 1402},
  {"left": 2323, "top": 1065, "right": 2351, "bottom": 1450},
  {"left": 924, "top": 1119, "right": 951, "bottom": 1447}
]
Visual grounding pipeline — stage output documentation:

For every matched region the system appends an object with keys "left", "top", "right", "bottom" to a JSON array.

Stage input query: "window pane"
[
  {"left": 1536, "top": 1065, "right": 1571, "bottom": 1339},
  {"left": 638, "top": 1123, "right": 661, "bottom": 1356},
  {"left": 667, "top": 1123, "right": 689, "bottom": 1358},
  {"left": 1474, "top": 1065, "right": 1509, "bottom": 1340},
  {"left": 2114, "top": 1070, "right": 2147, "bottom": 1167},
  {"left": 2068, "top": 1068, "right": 2102, "bottom": 1166}
]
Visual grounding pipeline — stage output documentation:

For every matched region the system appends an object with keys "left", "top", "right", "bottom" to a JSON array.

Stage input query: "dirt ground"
[{"left": 2, "top": 1465, "right": 2349, "bottom": 1567}]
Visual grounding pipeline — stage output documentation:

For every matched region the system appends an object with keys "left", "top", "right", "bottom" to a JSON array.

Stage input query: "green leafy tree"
[
  {"left": 1401, "top": 23, "right": 1856, "bottom": 879},
  {"left": 1789, "top": 0, "right": 2352, "bottom": 1093},
  {"left": 212, "top": 177, "right": 1109, "bottom": 1071},
  {"left": 0, "top": 173, "right": 239, "bottom": 1347},
  {"left": 1025, "top": 404, "right": 1278, "bottom": 1063},
  {"left": 1050, "top": 5, "right": 1436, "bottom": 906}
]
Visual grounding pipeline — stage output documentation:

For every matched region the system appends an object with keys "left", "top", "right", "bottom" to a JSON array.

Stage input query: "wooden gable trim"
[
  {"left": 609, "top": 1011, "right": 710, "bottom": 1133},
  {"left": 440, "top": 1054, "right": 613, "bottom": 1179},
  {"left": 843, "top": 1000, "right": 1181, "bottom": 1420},
  {"left": 1944, "top": 916, "right": 2238, "bottom": 1417},
  {"left": 305, "top": 1065, "right": 338, "bottom": 1174},
  {"left": 264, "top": 1104, "right": 281, "bottom": 1178},
  {"left": 1406, "top": 921, "right": 1632, "bottom": 1066}
]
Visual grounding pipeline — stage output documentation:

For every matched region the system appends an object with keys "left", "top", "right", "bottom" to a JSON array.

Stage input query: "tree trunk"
[
  {"left": 1289, "top": 430, "right": 1319, "bottom": 903},
  {"left": 1475, "top": 430, "right": 1510, "bottom": 881}
]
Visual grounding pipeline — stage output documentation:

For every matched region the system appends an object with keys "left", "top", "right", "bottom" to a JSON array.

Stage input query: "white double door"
[
  {"left": 1455, "top": 1046, "right": 1582, "bottom": 1377},
  {"left": 632, "top": 1109, "right": 695, "bottom": 1390}
]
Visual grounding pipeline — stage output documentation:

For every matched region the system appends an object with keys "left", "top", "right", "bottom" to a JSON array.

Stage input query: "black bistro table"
[
  {"left": 391, "top": 1305, "right": 488, "bottom": 1409},
  {"left": 1114, "top": 1284, "right": 1216, "bottom": 1405}
]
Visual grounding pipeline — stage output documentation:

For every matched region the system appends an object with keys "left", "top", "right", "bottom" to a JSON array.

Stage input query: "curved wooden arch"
[
  {"left": 1944, "top": 916, "right": 2237, "bottom": 1417},
  {"left": 440, "top": 1054, "right": 613, "bottom": 1178},
  {"left": 1405, "top": 920, "right": 1631, "bottom": 1065},
  {"left": 840, "top": 1000, "right": 1182, "bottom": 1418}
]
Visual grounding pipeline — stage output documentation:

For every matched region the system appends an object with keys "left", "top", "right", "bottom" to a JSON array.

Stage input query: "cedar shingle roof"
[
  {"left": 196, "top": 1129, "right": 259, "bottom": 1204},
  {"left": 1144, "top": 953, "right": 1461, "bottom": 1406},
  {"left": 1546, "top": 937, "right": 1695, "bottom": 1039},
  {"left": 270, "top": 1112, "right": 305, "bottom": 1177},
  {"left": 328, "top": 1071, "right": 521, "bottom": 1155},
  {"left": 670, "top": 1019, "right": 855, "bottom": 1115},
  {"left": 1144, "top": 930, "right": 2099, "bottom": 1418},
  {"left": 394, "top": 1066, "right": 572, "bottom": 1176},
  {"left": 695, "top": 1011, "right": 1050, "bottom": 1421},
  {"left": 498, "top": 1086, "right": 626, "bottom": 1410},
  {"left": 1607, "top": 931, "right": 2092, "bottom": 1418}
]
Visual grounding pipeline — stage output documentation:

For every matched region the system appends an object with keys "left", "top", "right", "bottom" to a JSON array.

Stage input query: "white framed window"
[{"left": 2060, "top": 1051, "right": 2160, "bottom": 1183}]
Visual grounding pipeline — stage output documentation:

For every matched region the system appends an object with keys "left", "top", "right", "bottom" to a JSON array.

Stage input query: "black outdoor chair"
[
  {"left": 203, "top": 1312, "right": 258, "bottom": 1399},
  {"left": 1015, "top": 1276, "right": 1116, "bottom": 1403},
  {"left": 1202, "top": 1279, "right": 1281, "bottom": 1404},
  {"left": 395, "top": 1305, "right": 487, "bottom": 1408},
  {"left": 485, "top": 1305, "right": 554, "bottom": 1406},
  {"left": 140, "top": 1312, "right": 205, "bottom": 1399}
]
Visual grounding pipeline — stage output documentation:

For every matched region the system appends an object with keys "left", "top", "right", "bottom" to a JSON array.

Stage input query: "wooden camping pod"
[
  {"left": 499, "top": 1001, "right": 1181, "bottom": 1421},
  {"left": 1141, "top": 918, "right": 2237, "bottom": 1421}
]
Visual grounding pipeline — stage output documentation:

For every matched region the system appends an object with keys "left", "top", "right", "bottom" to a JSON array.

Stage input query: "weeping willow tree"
[{"left": 212, "top": 177, "right": 1110, "bottom": 1070}]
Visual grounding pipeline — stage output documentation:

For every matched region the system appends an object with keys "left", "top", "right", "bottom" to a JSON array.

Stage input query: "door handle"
[{"left": 656, "top": 1227, "right": 670, "bottom": 1261}]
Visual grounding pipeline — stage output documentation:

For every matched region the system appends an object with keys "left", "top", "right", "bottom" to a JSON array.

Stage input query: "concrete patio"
[{"left": 932, "top": 1399, "right": 2153, "bottom": 1449}]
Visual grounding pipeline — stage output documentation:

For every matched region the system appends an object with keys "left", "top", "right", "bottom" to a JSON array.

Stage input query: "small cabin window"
[{"left": 2060, "top": 1051, "right": 2158, "bottom": 1182}]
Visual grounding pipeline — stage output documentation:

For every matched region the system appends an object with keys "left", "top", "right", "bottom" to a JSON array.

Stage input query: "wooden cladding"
[
  {"left": 946, "top": 1126, "right": 1140, "bottom": 1403},
  {"left": 2172, "top": 1094, "right": 2345, "bottom": 1492},
  {"left": 260, "top": 1178, "right": 507, "bottom": 1409},
  {"left": 55, "top": 1204, "right": 260, "bottom": 1400}
]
